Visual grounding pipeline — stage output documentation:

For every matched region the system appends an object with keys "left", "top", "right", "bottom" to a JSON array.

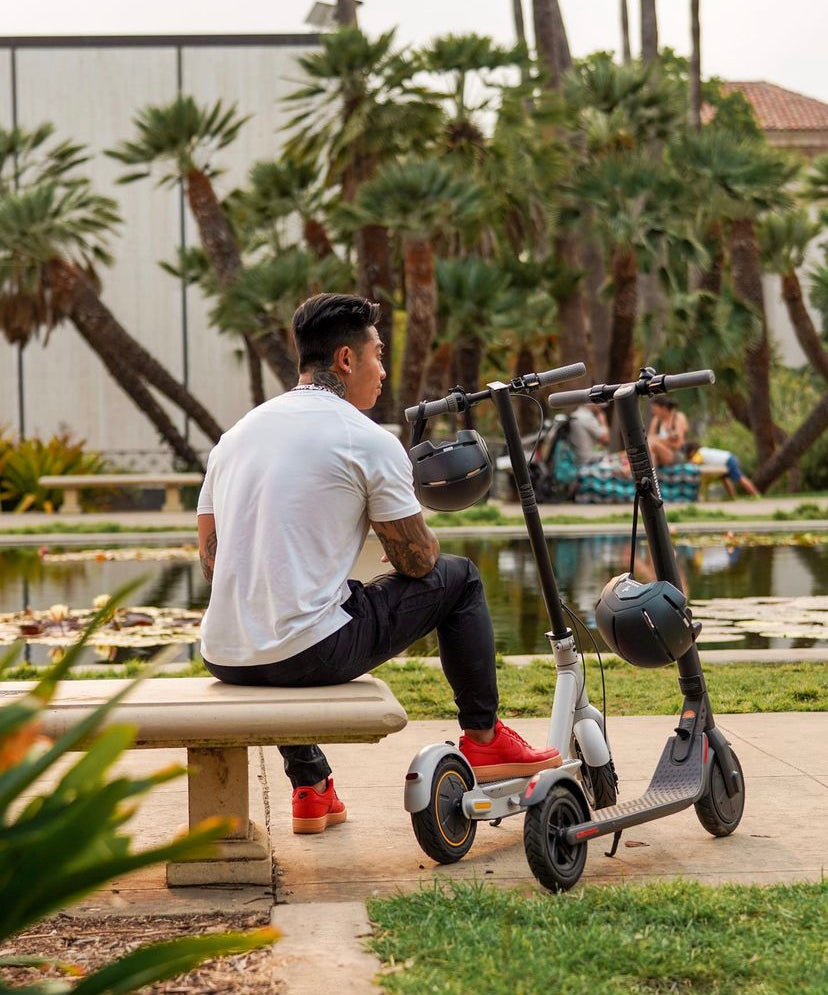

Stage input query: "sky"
[{"left": 3, "top": 1, "right": 827, "bottom": 104}]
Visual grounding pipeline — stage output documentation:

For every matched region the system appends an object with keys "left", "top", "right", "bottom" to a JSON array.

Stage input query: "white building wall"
[{"left": 0, "top": 36, "right": 318, "bottom": 468}]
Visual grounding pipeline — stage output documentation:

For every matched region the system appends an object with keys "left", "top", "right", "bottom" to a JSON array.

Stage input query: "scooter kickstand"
[{"left": 605, "top": 830, "right": 622, "bottom": 858}]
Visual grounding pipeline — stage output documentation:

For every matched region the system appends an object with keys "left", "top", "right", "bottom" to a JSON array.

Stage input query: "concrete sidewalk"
[
  {"left": 74, "top": 711, "right": 827, "bottom": 913},
  {"left": 56, "top": 711, "right": 827, "bottom": 993}
]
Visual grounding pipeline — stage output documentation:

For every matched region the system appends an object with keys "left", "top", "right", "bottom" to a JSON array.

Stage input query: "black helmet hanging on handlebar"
[
  {"left": 595, "top": 573, "right": 696, "bottom": 668},
  {"left": 410, "top": 430, "right": 493, "bottom": 511}
]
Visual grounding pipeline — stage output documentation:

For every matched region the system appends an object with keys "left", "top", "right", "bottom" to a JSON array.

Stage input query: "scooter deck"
[{"left": 564, "top": 733, "right": 706, "bottom": 843}]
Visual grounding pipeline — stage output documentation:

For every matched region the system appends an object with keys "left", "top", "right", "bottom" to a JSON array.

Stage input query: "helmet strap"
[
  {"left": 410, "top": 402, "right": 427, "bottom": 448},
  {"left": 628, "top": 489, "right": 641, "bottom": 580}
]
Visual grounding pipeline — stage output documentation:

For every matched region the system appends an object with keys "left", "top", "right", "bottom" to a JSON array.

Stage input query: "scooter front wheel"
[
  {"left": 695, "top": 747, "right": 745, "bottom": 837},
  {"left": 572, "top": 736, "right": 618, "bottom": 811},
  {"left": 411, "top": 757, "right": 477, "bottom": 864},
  {"left": 523, "top": 784, "right": 589, "bottom": 892}
]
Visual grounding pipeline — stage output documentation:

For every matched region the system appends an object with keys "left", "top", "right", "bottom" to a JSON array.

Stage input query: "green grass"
[
  {"left": 368, "top": 879, "right": 828, "bottom": 995},
  {"left": 3, "top": 656, "right": 824, "bottom": 715},
  {"left": 373, "top": 657, "right": 828, "bottom": 717},
  {"left": 0, "top": 521, "right": 191, "bottom": 535}
]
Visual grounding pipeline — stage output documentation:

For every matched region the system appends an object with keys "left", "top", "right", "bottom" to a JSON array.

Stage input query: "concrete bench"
[
  {"left": 37, "top": 473, "right": 204, "bottom": 514},
  {"left": 3, "top": 676, "right": 407, "bottom": 886}
]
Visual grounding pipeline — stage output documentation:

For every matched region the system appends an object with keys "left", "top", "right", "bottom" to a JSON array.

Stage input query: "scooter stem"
[{"left": 489, "top": 381, "right": 570, "bottom": 638}]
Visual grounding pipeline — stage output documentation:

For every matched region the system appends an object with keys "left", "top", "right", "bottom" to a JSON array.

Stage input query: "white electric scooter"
[{"left": 402, "top": 364, "right": 618, "bottom": 885}]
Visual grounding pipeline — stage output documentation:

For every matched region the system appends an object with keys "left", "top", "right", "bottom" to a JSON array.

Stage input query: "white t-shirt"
[{"left": 197, "top": 389, "right": 421, "bottom": 667}]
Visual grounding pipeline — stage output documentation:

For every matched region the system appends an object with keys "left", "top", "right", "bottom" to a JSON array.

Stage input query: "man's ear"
[{"left": 333, "top": 344, "right": 353, "bottom": 375}]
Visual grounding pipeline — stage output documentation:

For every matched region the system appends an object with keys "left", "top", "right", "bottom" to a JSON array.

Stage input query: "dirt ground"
[{"left": 0, "top": 911, "right": 284, "bottom": 994}]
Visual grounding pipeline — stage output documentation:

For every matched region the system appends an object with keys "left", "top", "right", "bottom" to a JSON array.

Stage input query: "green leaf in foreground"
[{"left": 368, "top": 879, "right": 828, "bottom": 995}]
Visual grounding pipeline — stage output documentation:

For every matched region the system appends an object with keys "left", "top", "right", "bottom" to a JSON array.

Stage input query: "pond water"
[{"left": 1, "top": 535, "right": 826, "bottom": 662}]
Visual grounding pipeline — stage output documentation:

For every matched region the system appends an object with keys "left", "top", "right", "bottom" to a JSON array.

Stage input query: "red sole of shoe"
[
  {"left": 471, "top": 756, "right": 563, "bottom": 783},
  {"left": 292, "top": 809, "right": 348, "bottom": 835}
]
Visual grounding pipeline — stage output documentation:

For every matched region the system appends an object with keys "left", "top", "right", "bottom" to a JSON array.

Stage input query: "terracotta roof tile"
[{"left": 720, "top": 81, "right": 828, "bottom": 131}]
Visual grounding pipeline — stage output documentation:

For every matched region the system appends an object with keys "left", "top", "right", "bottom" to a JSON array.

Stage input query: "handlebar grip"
[
  {"left": 547, "top": 388, "right": 592, "bottom": 408},
  {"left": 403, "top": 392, "right": 462, "bottom": 423},
  {"left": 536, "top": 362, "right": 586, "bottom": 387},
  {"left": 661, "top": 369, "right": 715, "bottom": 391}
]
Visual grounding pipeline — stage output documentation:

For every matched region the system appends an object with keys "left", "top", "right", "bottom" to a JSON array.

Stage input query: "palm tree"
[
  {"left": 283, "top": 28, "right": 443, "bottom": 421},
  {"left": 532, "top": 0, "right": 572, "bottom": 88},
  {"left": 620, "top": 1, "right": 632, "bottom": 63},
  {"left": 435, "top": 257, "right": 517, "bottom": 424},
  {"left": 108, "top": 96, "right": 298, "bottom": 403},
  {"left": 572, "top": 153, "right": 686, "bottom": 386},
  {"left": 641, "top": 0, "right": 659, "bottom": 62},
  {"left": 675, "top": 130, "right": 798, "bottom": 464},
  {"left": 689, "top": 0, "right": 702, "bottom": 130},
  {"left": 0, "top": 181, "right": 206, "bottom": 469},
  {"left": 352, "top": 158, "right": 485, "bottom": 418},
  {"left": 760, "top": 210, "right": 828, "bottom": 381}
]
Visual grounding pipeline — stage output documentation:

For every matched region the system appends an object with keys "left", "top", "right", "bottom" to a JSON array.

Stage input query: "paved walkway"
[{"left": 56, "top": 711, "right": 827, "bottom": 993}]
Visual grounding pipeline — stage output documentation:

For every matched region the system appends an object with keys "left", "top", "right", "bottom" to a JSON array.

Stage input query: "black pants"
[{"left": 204, "top": 554, "right": 498, "bottom": 787}]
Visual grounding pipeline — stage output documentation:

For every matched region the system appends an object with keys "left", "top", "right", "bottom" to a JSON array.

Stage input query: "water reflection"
[{"left": 1, "top": 537, "right": 826, "bottom": 659}]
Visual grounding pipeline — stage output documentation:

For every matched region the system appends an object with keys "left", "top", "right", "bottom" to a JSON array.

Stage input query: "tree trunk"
[
  {"left": 335, "top": 0, "right": 359, "bottom": 27},
  {"left": 689, "top": 0, "right": 702, "bottom": 130},
  {"left": 754, "top": 390, "right": 828, "bottom": 492},
  {"left": 581, "top": 226, "right": 611, "bottom": 383},
  {"left": 730, "top": 217, "right": 776, "bottom": 464},
  {"left": 397, "top": 236, "right": 437, "bottom": 418},
  {"left": 304, "top": 216, "right": 334, "bottom": 259},
  {"left": 46, "top": 257, "right": 223, "bottom": 444},
  {"left": 453, "top": 335, "right": 485, "bottom": 428},
  {"left": 355, "top": 223, "right": 395, "bottom": 423},
  {"left": 607, "top": 246, "right": 638, "bottom": 386},
  {"left": 50, "top": 264, "right": 204, "bottom": 470},
  {"left": 532, "top": 0, "right": 572, "bottom": 88},
  {"left": 554, "top": 233, "right": 594, "bottom": 386},
  {"left": 620, "top": 0, "right": 632, "bottom": 62},
  {"left": 422, "top": 340, "right": 453, "bottom": 404},
  {"left": 513, "top": 0, "right": 527, "bottom": 44},
  {"left": 781, "top": 271, "right": 828, "bottom": 382},
  {"left": 641, "top": 0, "right": 659, "bottom": 62},
  {"left": 186, "top": 168, "right": 296, "bottom": 399},
  {"left": 514, "top": 343, "right": 537, "bottom": 434}
]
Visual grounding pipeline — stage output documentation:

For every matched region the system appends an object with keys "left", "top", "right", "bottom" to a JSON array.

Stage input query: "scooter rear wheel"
[
  {"left": 572, "top": 737, "right": 618, "bottom": 811},
  {"left": 411, "top": 757, "right": 477, "bottom": 864},
  {"left": 523, "top": 784, "right": 589, "bottom": 892},
  {"left": 695, "top": 747, "right": 745, "bottom": 837}
]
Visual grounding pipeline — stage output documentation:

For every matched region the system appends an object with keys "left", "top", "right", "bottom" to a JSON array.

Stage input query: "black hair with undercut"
[{"left": 291, "top": 293, "right": 380, "bottom": 372}]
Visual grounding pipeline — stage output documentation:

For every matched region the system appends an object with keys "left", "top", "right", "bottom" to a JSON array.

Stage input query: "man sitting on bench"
[{"left": 196, "top": 293, "right": 561, "bottom": 835}]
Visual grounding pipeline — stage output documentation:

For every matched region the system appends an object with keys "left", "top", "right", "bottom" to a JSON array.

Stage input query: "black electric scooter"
[
  {"left": 524, "top": 366, "right": 747, "bottom": 891},
  {"left": 404, "top": 366, "right": 745, "bottom": 893}
]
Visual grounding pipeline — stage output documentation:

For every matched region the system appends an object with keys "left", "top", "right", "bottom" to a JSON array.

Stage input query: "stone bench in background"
[{"left": 37, "top": 473, "right": 204, "bottom": 514}]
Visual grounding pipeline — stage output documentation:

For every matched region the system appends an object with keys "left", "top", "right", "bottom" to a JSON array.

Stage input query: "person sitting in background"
[
  {"left": 686, "top": 441, "right": 760, "bottom": 498},
  {"left": 647, "top": 396, "right": 689, "bottom": 467},
  {"left": 568, "top": 403, "right": 609, "bottom": 464}
]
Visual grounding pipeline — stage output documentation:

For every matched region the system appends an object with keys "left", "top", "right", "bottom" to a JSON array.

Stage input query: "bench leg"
[
  {"left": 61, "top": 488, "right": 82, "bottom": 515},
  {"left": 166, "top": 746, "right": 272, "bottom": 887},
  {"left": 162, "top": 485, "right": 183, "bottom": 513}
]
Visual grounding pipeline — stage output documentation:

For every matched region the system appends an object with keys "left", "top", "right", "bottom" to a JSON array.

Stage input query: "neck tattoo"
[{"left": 292, "top": 370, "right": 346, "bottom": 399}]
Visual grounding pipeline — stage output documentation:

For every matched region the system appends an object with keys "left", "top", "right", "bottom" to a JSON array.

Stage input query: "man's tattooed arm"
[
  {"left": 371, "top": 514, "right": 440, "bottom": 578},
  {"left": 197, "top": 514, "right": 218, "bottom": 583}
]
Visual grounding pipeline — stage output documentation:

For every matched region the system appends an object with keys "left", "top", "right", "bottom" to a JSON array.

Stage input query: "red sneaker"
[
  {"left": 292, "top": 778, "right": 347, "bottom": 835},
  {"left": 459, "top": 720, "right": 562, "bottom": 782}
]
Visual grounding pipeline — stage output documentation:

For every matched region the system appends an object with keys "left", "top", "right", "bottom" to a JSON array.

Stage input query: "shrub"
[
  {"left": 0, "top": 586, "right": 277, "bottom": 993},
  {"left": 0, "top": 430, "right": 110, "bottom": 512}
]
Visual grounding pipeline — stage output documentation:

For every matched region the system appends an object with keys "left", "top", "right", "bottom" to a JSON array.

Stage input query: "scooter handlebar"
[
  {"left": 536, "top": 362, "right": 586, "bottom": 387},
  {"left": 661, "top": 369, "right": 716, "bottom": 391},
  {"left": 403, "top": 393, "right": 462, "bottom": 423},
  {"left": 547, "top": 388, "right": 592, "bottom": 408},
  {"left": 403, "top": 362, "right": 587, "bottom": 423},
  {"left": 547, "top": 369, "right": 716, "bottom": 408}
]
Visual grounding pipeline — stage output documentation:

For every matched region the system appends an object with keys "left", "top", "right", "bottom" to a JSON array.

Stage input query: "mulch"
[{"left": 1, "top": 911, "right": 284, "bottom": 994}]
